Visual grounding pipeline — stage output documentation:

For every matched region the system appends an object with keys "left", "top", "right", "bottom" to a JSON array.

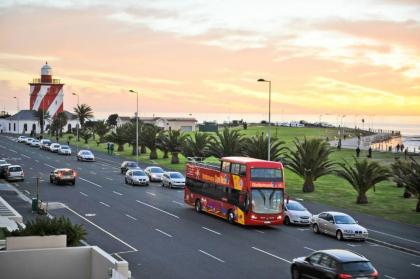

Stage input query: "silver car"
[
  {"left": 125, "top": 169, "right": 149, "bottom": 186},
  {"left": 5, "top": 165, "right": 24, "bottom": 182},
  {"left": 49, "top": 143, "right": 61, "bottom": 152},
  {"left": 144, "top": 166, "right": 165, "bottom": 182},
  {"left": 30, "top": 139, "right": 40, "bottom": 147},
  {"left": 162, "top": 172, "right": 185, "bottom": 188},
  {"left": 311, "top": 211, "right": 368, "bottom": 241},
  {"left": 284, "top": 200, "right": 312, "bottom": 226},
  {"left": 58, "top": 145, "right": 72, "bottom": 155},
  {"left": 25, "top": 138, "right": 35, "bottom": 145},
  {"left": 17, "top": 136, "right": 27, "bottom": 143},
  {"left": 77, "top": 150, "right": 95, "bottom": 161}
]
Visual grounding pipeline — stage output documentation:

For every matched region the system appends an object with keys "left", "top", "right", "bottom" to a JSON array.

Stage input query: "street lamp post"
[
  {"left": 257, "top": 79, "right": 272, "bottom": 161},
  {"left": 129, "top": 89, "right": 139, "bottom": 164},
  {"left": 72, "top": 92, "right": 80, "bottom": 151},
  {"left": 13, "top": 97, "right": 20, "bottom": 134}
]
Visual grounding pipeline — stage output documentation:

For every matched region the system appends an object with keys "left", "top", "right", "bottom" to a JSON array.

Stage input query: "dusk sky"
[{"left": 0, "top": 0, "right": 419, "bottom": 118}]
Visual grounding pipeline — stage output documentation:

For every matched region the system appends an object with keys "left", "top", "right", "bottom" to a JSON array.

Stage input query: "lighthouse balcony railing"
[{"left": 31, "top": 78, "right": 61, "bottom": 84}]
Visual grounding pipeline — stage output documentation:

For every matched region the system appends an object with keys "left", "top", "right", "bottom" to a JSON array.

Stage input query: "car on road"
[
  {"left": 5, "top": 165, "right": 24, "bottom": 181},
  {"left": 125, "top": 169, "right": 149, "bottom": 186},
  {"left": 120, "top": 161, "right": 140, "bottom": 174},
  {"left": 58, "top": 145, "right": 72, "bottom": 155},
  {"left": 49, "top": 143, "right": 61, "bottom": 152},
  {"left": 77, "top": 150, "right": 95, "bottom": 161},
  {"left": 49, "top": 168, "right": 76, "bottom": 185},
  {"left": 25, "top": 138, "right": 35, "bottom": 145},
  {"left": 40, "top": 139, "right": 52, "bottom": 150},
  {"left": 30, "top": 139, "right": 40, "bottom": 147},
  {"left": 311, "top": 211, "right": 368, "bottom": 241},
  {"left": 0, "top": 161, "right": 11, "bottom": 179},
  {"left": 17, "top": 136, "right": 27, "bottom": 143},
  {"left": 144, "top": 166, "right": 165, "bottom": 182},
  {"left": 291, "top": 249, "right": 378, "bottom": 279},
  {"left": 161, "top": 171, "right": 185, "bottom": 188},
  {"left": 284, "top": 200, "right": 312, "bottom": 226}
]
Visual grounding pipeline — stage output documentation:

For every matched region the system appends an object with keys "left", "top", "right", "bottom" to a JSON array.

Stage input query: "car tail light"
[
  {"left": 73, "top": 171, "right": 77, "bottom": 177},
  {"left": 338, "top": 274, "right": 352, "bottom": 279},
  {"left": 371, "top": 270, "right": 379, "bottom": 277}
]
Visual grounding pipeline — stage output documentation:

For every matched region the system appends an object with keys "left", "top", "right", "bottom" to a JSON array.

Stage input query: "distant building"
[{"left": 116, "top": 116, "right": 197, "bottom": 132}]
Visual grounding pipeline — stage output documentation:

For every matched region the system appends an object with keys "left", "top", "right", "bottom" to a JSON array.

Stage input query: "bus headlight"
[{"left": 277, "top": 215, "right": 282, "bottom": 220}]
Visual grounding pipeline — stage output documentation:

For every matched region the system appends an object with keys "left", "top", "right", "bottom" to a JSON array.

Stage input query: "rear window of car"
[
  {"left": 342, "top": 261, "right": 374, "bottom": 272},
  {"left": 170, "top": 173, "right": 183, "bottom": 178},
  {"left": 9, "top": 167, "right": 22, "bottom": 172}
]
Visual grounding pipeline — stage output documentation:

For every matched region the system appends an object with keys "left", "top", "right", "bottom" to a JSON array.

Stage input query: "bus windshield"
[
  {"left": 251, "top": 168, "right": 282, "bottom": 182},
  {"left": 251, "top": 188, "right": 283, "bottom": 214}
]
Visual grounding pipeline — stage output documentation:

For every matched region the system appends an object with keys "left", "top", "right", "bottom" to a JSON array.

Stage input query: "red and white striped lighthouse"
[{"left": 29, "top": 62, "right": 64, "bottom": 117}]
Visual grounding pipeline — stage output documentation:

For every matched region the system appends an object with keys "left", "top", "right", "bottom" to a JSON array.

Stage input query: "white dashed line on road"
[
  {"left": 198, "top": 250, "right": 225, "bottom": 263},
  {"left": 79, "top": 192, "right": 88, "bottom": 197},
  {"left": 251, "top": 247, "right": 291, "bottom": 264},
  {"left": 202, "top": 227, "right": 222, "bottom": 235},
  {"left": 155, "top": 229, "right": 173, "bottom": 238},
  {"left": 85, "top": 213, "right": 96, "bottom": 217},
  {"left": 411, "top": 263, "right": 420, "bottom": 268},
  {"left": 44, "top": 163, "right": 56, "bottom": 169},
  {"left": 113, "top": 191, "right": 123, "bottom": 196},
  {"left": 24, "top": 190, "right": 30, "bottom": 195},
  {"left": 35, "top": 160, "right": 39, "bottom": 163},
  {"left": 125, "top": 214, "right": 137, "bottom": 221},
  {"left": 90, "top": 171, "right": 97, "bottom": 175},
  {"left": 255, "top": 230, "right": 265, "bottom": 234},
  {"left": 106, "top": 177, "right": 113, "bottom": 181},
  {"left": 10, "top": 149, "right": 17, "bottom": 153},
  {"left": 99, "top": 201, "right": 111, "bottom": 207},
  {"left": 79, "top": 177, "right": 103, "bottom": 188},
  {"left": 146, "top": 192, "right": 156, "bottom": 196},
  {"left": 172, "top": 201, "right": 184, "bottom": 206},
  {"left": 384, "top": 275, "right": 396, "bottom": 279},
  {"left": 304, "top": 247, "right": 316, "bottom": 252},
  {"left": 21, "top": 154, "right": 31, "bottom": 159},
  {"left": 136, "top": 200, "right": 180, "bottom": 219},
  {"left": 368, "top": 229, "right": 420, "bottom": 245}
]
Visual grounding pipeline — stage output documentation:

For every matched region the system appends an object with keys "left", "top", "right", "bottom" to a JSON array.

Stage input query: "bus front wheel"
[
  {"left": 227, "top": 210, "right": 235, "bottom": 224},
  {"left": 195, "top": 200, "right": 202, "bottom": 213}
]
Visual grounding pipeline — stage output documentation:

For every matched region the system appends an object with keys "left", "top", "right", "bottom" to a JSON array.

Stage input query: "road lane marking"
[
  {"left": 79, "top": 177, "right": 103, "bottom": 188},
  {"left": 384, "top": 275, "right": 396, "bottom": 279},
  {"left": 10, "top": 149, "right": 17, "bottom": 153},
  {"left": 44, "top": 163, "right": 55, "bottom": 169},
  {"left": 155, "top": 229, "right": 173, "bottom": 238},
  {"left": 65, "top": 206, "right": 137, "bottom": 251},
  {"left": 298, "top": 228, "right": 309, "bottom": 231},
  {"left": 251, "top": 247, "right": 291, "bottom": 264},
  {"left": 146, "top": 192, "right": 156, "bottom": 196},
  {"left": 35, "top": 159, "right": 39, "bottom": 163},
  {"left": 24, "top": 190, "right": 30, "bottom": 195},
  {"left": 90, "top": 171, "right": 97, "bottom": 175},
  {"left": 125, "top": 214, "right": 137, "bottom": 221},
  {"left": 255, "top": 230, "right": 265, "bottom": 234},
  {"left": 368, "top": 229, "right": 420, "bottom": 245},
  {"left": 85, "top": 213, "right": 96, "bottom": 217},
  {"left": 21, "top": 154, "right": 30, "bottom": 159},
  {"left": 79, "top": 192, "right": 88, "bottom": 197},
  {"left": 113, "top": 191, "right": 123, "bottom": 196},
  {"left": 202, "top": 227, "right": 222, "bottom": 235},
  {"left": 172, "top": 201, "right": 184, "bottom": 206},
  {"left": 135, "top": 200, "right": 180, "bottom": 219},
  {"left": 304, "top": 247, "right": 316, "bottom": 252},
  {"left": 106, "top": 177, "right": 113, "bottom": 181},
  {"left": 30, "top": 167, "right": 33, "bottom": 170},
  {"left": 99, "top": 201, "right": 111, "bottom": 207},
  {"left": 198, "top": 250, "right": 225, "bottom": 263},
  {"left": 347, "top": 244, "right": 361, "bottom": 247},
  {"left": 411, "top": 263, "right": 420, "bottom": 268}
]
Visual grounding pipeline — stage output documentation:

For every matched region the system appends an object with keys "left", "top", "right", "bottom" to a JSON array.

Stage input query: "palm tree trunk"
[
  {"left": 141, "top": 144, "right": 147, "bottom": 154},
  {"left": 416, "top": 198, "right": 420, "bottom": 212},
  {"left": 403, "top": 188, "right": 412, "bottom": 198},
  {"left": 356, "top": 192, "right": 368, "bottom": 204},
  {"left": 149, "top": 148, "right": 158, "bottom": 160},
  {"left": 171, "top": 152, "right": 179, "bottom": 164},
  {"left": 302, "top": 175, "right": 315, "bottom": 193},
  {"left": 163, "top": 150, "right": 169, "bottom": 159},
  {"left": 118, "top": 144, "right": 124, "bottom": 151}
]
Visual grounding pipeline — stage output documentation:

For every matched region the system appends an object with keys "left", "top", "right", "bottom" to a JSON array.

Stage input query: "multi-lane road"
[{"left": 0, "top": 135, "right": 419, "bottom": 279}]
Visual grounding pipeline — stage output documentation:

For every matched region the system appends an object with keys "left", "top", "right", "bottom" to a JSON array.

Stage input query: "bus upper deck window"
[
  {"left": 221, "top": 161, "right": 231, "bottom": 173},
  {"left": 239, "top": 164, "right": 246, "bottom": 176}
]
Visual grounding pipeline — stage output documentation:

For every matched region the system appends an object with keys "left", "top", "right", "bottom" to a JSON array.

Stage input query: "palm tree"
[
  {"left": 142, "top": 124, "right": 162, "bottom": 160},
  {"left": 182, "top": 131, "right": 210, "bottom": 159},
  {"left": 74, "top": 104, "right": 94, "bottom": 129},
  {"left": 79, "top": 128, "right": 91, "bottom": 144},
  {"left": 157, "top": 131, "right": 169, "bottom": 159},
  {"left": 243, "top": 133, "right": 286, "bottom": 161},
  {"left": 285, "top": 137, "right": 335, "bottom": 193},
  {"left": 336, "top": 158, "right": 392, "bottom": 204},
  {"left": 93, "top": 120, "right": 110, "bottom": 143},
  {"left": 208, "top": 128, "right": 245, "bottom": 158},
  {"left": 393, "top": 158, "right": 420, "bottom": 211},
  {"left": 33, "top": 109, "right": 50, "bottom": 135},
  {"left": 50, "top": 112, "right": 67, "bottom": 137},
  {"left": 106, "top": 123, "right": 130, "bottom": 151},
  {"left": 159, "top": 129, "right": 187, "bottom": 164},
  {"left": 391, "top": 158, "right": 414, "bottom": 198}
]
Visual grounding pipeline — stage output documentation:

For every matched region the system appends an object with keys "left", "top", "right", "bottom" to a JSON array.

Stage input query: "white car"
[
  {"left": 125, "top": 169, "right": 149, "bottom": 186},
  {"left": 58, "top": 145, "right": 72, "bottom": 155},
  {"left": 49, "top": 143, "right": 61, "bottom": 152},
  {"left": 30, "top": 139, "right": 40, "bottom": 147},
  {"left": 284, "top": 200, "right": 312, "bottom": 226},
  {"left": 162, "top": 172, "right": 185, "bottom": 188},
  {"left": 25, "top": 138, "right": 35, "bottom": 145},
  {"left": 144, "top": 166, "right": 165, "bottom": 182},
  {"left": 17, "top": 136, "right": 27, "bottom": 143},
  {"left": 5, "top": 165, "right": 24, "bottom": 181},
  {"left": 77, "top": 150, "right": 95, "bottom": 161},
  {"left": 40, "top": 139, "right": 52, "bottom": 150}
]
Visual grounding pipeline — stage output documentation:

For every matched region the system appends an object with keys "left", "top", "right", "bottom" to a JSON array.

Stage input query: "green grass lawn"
[{"left": 46, "top": 126, "right": 420, "bottom": 225}]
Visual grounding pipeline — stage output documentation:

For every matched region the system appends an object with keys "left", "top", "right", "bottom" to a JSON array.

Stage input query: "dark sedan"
[{"left": 291, "top": 249, "right": 378, "bottom": 279}]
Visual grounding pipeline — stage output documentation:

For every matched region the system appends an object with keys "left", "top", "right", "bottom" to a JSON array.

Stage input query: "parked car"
[
  {"left": 125, "top": 169, "right": 149, "bottom": 186},
  {"left": 58, "top": 145, "right": 72, "bottom": 155},
  {"left": 120, "top": 161, "right": 140, "bottom": 174},
  {"left": 162, "top": 172, "right": 185, "bottom": 188},
  {"left": 311, "top": 211, "right": 368, "bottom": 241},
  {"left": 17, "top": 136, "right": 27, "bottom": 143},
  {"left": 49, "top": 143, "right": 61, "bottom": 152},
  {"left": 291, "top": 249, "right": 378, "bottom": 279},
  {"left": 284, "top": 200, "right": 312, "bottom": 226},
  {"left": 40, "top": 139, "right": 52, "bottom": 150},
  {"left": 144, "top": 166, "right": 165, "bottom": 182},
  {"left": 49, "top": 168, "right": 76, "bottom": 185},
  {"left": 25, "top": 138, "right": 35, "bottom": 145},
  {"left": 30, "top": 139, "right": 40, "bottom": 147},
  {"left": 5, "top": 165, "right": 24, "bottom": 181},
  {"left": 77, "top": 150, "right": 95, "bottom": 161},
  {"left": 0, "top": 162, "right": 11, "bottom": 178},
  {"left": 0, "top": 159, "right": 7, "bottom": 165}
]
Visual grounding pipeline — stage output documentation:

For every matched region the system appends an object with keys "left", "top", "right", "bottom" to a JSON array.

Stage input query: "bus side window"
[
  {"left": 239, "top": 164, "right": 247, "bottom": 176},
  {"left": 221, "top": 161, "right": 231, "bottom": 173}
]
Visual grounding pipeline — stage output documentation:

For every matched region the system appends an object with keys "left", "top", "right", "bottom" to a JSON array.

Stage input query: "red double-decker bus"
[{"left": 185, "top": 156, "right": 285, "bottom": 226}]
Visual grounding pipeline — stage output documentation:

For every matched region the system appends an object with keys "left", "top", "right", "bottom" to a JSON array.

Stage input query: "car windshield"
[
  {"left": 287, "top": 202, "right": 306, "bottom": 211},
  {"left": 82, "top": 151, "right": 92, "bottom": 155},
  {"left": 342, "top": 261, "right": 374, "bottom": 272},
  {"left": 61, "top": 146, "right": 69, "bottom": 149},
  {"left": 335, "top": 215, "right": 357, "bottom": 224},
  {"left": 127, "top": 162, "right": 138, "bottom": 167},
  {"left": 250, "top": 168, "right": 283, "bottom": 182},
  {"left": 151, "top": 168, "right": 164, "bottom": 173},
  {"left": 170, "top": 173, "right": 183, "bottom": 179},
  {"left": 53, "top": 144, "right": 60, "bottom": 147},
  {"left": 44, "top": 140, "right": 51, "bottom": 144},
  {"left": 251, "top": 188, "right": 283, "bottom": 214},
  {"left": 9, "top": 167, "right": 22, "bottom": 172},
  {"left": 132, "top": 171, "right": 145, "bottom": 176}
]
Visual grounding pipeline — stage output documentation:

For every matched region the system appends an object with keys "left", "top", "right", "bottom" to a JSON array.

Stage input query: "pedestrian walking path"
[{"left": 329, "top": 133, "right": 397, "bottom": 150}]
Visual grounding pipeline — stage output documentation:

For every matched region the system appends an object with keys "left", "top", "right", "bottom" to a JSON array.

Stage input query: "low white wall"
[
  {"left": 91, "top": 246, "right": 130, "bottom": 279},
  {"left": 6, "top": 235, "right": 67, "bottom": 250}
]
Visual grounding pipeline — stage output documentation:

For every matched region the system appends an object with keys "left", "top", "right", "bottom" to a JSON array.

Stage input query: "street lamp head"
[
  {"left": 72, "top": 92, "right": 77, "bottom": 96},
  {"left": 257, "top": 78, "right": 266, "bottom": 82},
  {"left": 129, "top": 89, "right": 137, "bottom": 93}
]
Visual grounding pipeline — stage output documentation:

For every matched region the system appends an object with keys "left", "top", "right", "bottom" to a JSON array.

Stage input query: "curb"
[{"left": 367, "top": 238, "right": 420, "bottom": 257}]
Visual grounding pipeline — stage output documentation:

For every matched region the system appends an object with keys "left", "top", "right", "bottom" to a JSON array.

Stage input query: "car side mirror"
[
  {"left": 355, "top": 220, "right": 359, "bottom": 224},
  {"left": 304, "top": 257, "right": 312, "bottom": 264},
  {"left": 329, "top": 220, "right": 335, "bottom": 224}
]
